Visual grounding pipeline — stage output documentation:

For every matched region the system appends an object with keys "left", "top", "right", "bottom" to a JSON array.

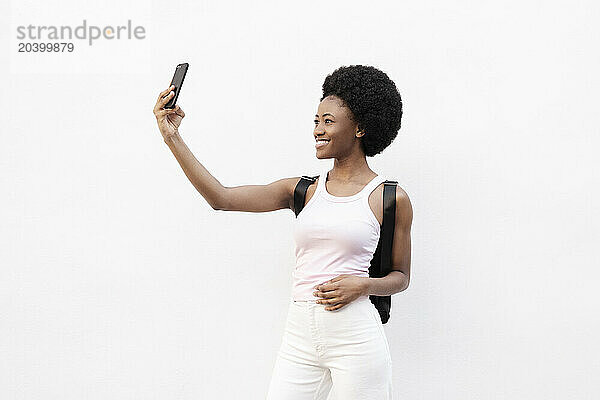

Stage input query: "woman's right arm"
[{"left": 154, "top": 86, "right": 300, "bottom": 212}]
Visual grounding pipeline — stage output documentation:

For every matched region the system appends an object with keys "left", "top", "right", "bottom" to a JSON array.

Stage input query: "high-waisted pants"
[{"left": 266, "top": 295, "right": 393, "bottom": 399}]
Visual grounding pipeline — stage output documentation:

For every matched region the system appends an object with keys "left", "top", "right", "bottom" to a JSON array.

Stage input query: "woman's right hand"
[{"left": 153, "top": 85, "right": 185, "bottom": 140}]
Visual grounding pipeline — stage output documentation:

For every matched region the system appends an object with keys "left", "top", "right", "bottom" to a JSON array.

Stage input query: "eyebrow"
[{"left": 314, "top": 113, "right": 335, "bottom": 118}]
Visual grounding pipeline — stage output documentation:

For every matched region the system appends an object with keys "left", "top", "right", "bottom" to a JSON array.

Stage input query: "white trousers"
[{"left": 266, "top": 295, "right": 393, "bottom": 399}]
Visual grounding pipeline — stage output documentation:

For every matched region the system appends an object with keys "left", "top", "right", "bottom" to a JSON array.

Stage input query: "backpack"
[{"left": 293, "top": 174, "right": 398, "bottom": 324}]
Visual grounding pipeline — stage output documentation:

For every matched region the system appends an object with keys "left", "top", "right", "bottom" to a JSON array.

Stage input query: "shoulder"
[
  {"left": 283, "top": 174, "right": 320, "bottom": 210},
  {"left": 368, "top": 180, "right": 412, "bottom": 226},
  {"left": 365, "top": 179, "right": 406, "bottom": 223},
  {"left": 378, "top": 178, "right": 411, "bottom": 210}
]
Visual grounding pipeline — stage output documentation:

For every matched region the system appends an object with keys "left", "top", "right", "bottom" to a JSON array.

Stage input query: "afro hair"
[{"left": 320, "top": 65, "right": 403, "bottom": 157}]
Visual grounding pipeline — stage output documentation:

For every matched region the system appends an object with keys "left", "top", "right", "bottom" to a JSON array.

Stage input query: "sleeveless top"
[{"left": 291, "top": 167, "right": 388, "bottom": 301}]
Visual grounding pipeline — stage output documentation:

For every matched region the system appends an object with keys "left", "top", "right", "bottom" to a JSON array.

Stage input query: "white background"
[{"left": 1, "top": 0, "right": 599, "bottom": 399}]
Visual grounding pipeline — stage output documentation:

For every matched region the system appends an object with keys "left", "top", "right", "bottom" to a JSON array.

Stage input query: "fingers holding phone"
[
  {"left": 153, "top": 85, "right": 185, "bottom": 140},
  {"left": 154, "top": 85, "right": 174, "bottom": 113}
]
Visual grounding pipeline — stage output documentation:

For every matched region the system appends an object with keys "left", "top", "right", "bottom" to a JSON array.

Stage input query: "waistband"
[{"left": 292, "top": 295, "right": 371, "bottom": 304}]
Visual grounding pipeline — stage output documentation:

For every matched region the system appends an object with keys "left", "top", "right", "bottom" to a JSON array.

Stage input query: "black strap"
[
  {"left": 371, "top": 180, "right": 397, "bottom": 324},
  {"left": 294, "top": 175, "right": 319, "bottom": 216},
  {"left": 380, "top": 181, "right": 398, "bottom": 276}
]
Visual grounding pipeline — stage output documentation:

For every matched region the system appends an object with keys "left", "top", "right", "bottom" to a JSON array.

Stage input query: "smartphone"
[{"left": 164, "top": 63, "right": 189, "bottom": 109}]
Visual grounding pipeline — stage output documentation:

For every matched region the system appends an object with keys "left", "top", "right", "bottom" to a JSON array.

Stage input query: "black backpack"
[{"left": 293, "top": 174, "right": 398, "bottom": 324}]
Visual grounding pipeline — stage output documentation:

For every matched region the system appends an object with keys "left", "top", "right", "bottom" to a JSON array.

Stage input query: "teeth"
[
  {"left": 316, "top": 139, "right": 330, "bottom": 142},
  {"left": 316, "top": 139, "right": 329, "bottom": 148}
]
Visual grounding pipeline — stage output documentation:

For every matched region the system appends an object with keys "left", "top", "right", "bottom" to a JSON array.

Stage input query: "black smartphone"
[{"left": 164, "top": 63, "right": 189, "bottom": 109}]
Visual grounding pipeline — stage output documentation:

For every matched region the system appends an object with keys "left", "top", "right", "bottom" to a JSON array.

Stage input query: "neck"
[{"left": 329, "top": 156, "right": 374, "bottom": 182}]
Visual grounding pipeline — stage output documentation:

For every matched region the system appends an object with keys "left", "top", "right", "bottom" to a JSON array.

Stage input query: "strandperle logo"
[{"left": 16, "top": 19, "right": 146, "bottom": 46}]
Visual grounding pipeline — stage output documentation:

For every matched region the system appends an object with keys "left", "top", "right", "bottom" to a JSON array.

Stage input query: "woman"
[{"left": 153, "top": 65, "right": 412, "bottom": 399}]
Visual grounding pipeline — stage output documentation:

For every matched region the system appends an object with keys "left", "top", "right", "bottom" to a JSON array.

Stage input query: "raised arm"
[
  {"left": 153, "top": 85, "right": 300, "bottom": 212},
  {"left": 163, "top": 134, "right": 299, "bottom": 212}
]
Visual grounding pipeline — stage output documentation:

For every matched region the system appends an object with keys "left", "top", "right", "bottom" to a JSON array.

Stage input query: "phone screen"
[{"left": 164, "top": 63, "right": 189, "bottom": 109}]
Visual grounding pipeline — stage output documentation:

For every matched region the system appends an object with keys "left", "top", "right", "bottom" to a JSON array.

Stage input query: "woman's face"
[{"left": 313, "top": 95, "right": 363, "bottom": 159}]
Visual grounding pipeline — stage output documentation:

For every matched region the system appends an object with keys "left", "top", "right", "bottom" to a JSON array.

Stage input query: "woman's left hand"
[{"left": 313, "top": 275, "right": 370, "bottom": 311}]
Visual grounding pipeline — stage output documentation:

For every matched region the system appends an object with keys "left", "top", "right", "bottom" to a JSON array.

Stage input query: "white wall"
[{"left": 2, "top": 0, "right": 598, "bottom": 399}]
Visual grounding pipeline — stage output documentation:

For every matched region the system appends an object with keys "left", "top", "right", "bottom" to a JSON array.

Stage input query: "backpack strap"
[
  {"left": 380, "top": 180, "right": 398, "bottom": 276},
  {"left": 293, "top": 175, "right": 319, "bottom": 217},
  {"left": 369, "top": 179, "right": 398, "bottom": 324}
]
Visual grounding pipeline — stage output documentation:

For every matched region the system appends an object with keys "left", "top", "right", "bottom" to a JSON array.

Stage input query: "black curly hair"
[{"left": 320, "top": 65, "right": 403, "bottom": 157}]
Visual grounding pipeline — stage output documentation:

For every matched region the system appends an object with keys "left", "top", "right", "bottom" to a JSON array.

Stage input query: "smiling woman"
[
  {"left": 314, "top": 65, "right": 403, "bottom": 157},
  {"left": 153, "top": 64, "right": 410, "bottom": 399}
]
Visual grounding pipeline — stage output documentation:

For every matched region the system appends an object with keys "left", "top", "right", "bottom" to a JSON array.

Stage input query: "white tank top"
[{"left": 291, "top": 167, "right": 387, "bottom": 301}]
